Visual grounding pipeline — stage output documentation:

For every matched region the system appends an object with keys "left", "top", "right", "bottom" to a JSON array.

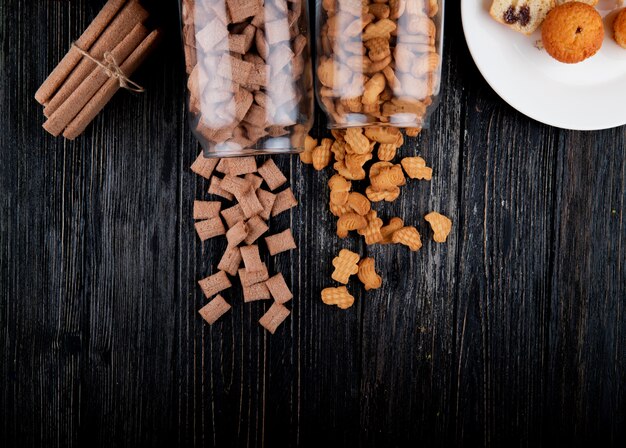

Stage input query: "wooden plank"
[
  {"left": 452, "top": 73, "right": 559, "bottom": 445},
  {"left": 546, "top": 129, "right": 626, "bottom": 445},
  {"left": 357, "top": 25, "right": 463, "bottom": 446},
  {"left": 262, "top": 113, "right": 363, "bottom": 446},
  {"left": 0, "top": 1, "right": 89, "bottom": 447},
  {"left": 0, "top": 1, "right": 183, "bottom": 447}
]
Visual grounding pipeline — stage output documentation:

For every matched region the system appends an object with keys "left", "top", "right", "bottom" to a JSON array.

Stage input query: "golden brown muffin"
[
  {"left": 614, "top": 9, "right": 626, "bottom": 49},
  {"left": 541, "top": 2, "right": 604, "bottom": 63}
]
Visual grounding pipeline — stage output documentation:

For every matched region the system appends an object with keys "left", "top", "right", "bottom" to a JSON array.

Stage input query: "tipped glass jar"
[
  {"left": 180, "top": 0, "right": 314, "bottom": 157},
  {"left": 315, "top": 0, "right": 443, "bottom": 129}
]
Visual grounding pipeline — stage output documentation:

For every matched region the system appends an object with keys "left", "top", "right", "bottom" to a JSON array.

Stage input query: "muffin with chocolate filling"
[{"left": 490, "top": 0, "right": 556, "bottom": 35}]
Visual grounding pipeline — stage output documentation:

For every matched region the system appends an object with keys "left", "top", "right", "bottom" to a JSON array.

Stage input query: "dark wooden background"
[{"left": 1, "top": 1, "right": 625, "bottom": 447}]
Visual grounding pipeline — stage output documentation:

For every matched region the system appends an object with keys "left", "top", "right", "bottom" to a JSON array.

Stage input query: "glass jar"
[
  {"left": 180, "top": 0, "right": 314, "bottom": 157},
  {"left": 315, "top": 0, "right": 444, "bottom": 129}
]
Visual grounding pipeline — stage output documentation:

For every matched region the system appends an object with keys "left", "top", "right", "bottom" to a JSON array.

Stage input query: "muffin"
[
  {"left": 490, "top": 0, "right": 556, "bottom": 35},
  {"left": 556, "top": 0, "right": 598, "bottom": 5},
  {"left": 541, "top": 2, "right": 604, "bottom": 63},
  {"left": 614, "top": 8, "right": 626, "bottom": 49}
]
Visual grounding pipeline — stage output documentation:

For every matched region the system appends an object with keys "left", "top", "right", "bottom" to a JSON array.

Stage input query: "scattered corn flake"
[
  {"left": 226, "top": 220, "right": 248, "bottom": 247},
  {"left": 265, "top": 273, "right": 293, "bottom": 304},
  {"left": 424, "top": 211, "right": 452, "bottom": 243},
  {"left": 271, "top": 187, "right": 298, "bottom": 217},
  {"left": 198, "top": 270, "right": 232, "bottom": 298},
  {"left": 265, "top": 229, "right": 297, "bottom": 255},
  {"left": 257, "top": 159, "right": 288, "bottom": 191},
  {"left": 193, "top": 200, "right": 221, "bottom": 220},
  {"left": 194, "top": 217, "right": 226, "bottom": 241},
  {"left": 217, "top": 245, "right": 242, "bottom": 276},
  {"left": 259, "top": 302, "right": 290, "bottom": 334},
  {"left": 243, "top": 215, "right": 269, "bottom": 244},
  {"left": 198, "top": 294, "right": 231, "bottom": 325}
]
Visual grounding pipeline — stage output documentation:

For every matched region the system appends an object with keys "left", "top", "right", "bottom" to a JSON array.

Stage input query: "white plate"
[{"left": 461, "top": 0, "right": 626, "bottom": 130}]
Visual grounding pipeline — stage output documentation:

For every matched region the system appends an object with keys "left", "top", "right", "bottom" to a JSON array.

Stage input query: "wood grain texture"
[{"left": 1, "top": 1, "right": 625, "bottom": 447}]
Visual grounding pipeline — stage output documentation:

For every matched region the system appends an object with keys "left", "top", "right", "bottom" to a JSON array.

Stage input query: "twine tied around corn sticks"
[{"left": 73, "top": 43, "right": 145, "bottom": 93}]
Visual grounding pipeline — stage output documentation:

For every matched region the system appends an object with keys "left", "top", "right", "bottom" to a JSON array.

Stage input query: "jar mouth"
[{"left": 200, "top": 148, "right": 304, "bottom": 159}]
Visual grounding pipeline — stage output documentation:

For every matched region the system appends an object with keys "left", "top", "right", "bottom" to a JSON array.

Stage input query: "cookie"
[
  {"left": 541, "top": 2, "right": 604, "bottom": 64},
  {"left": 614, "top": 8, "right": 626, "bottom": 49}
]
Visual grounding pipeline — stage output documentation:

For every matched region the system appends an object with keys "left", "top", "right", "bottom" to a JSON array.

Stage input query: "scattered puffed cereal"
[
  {"left": 357, "top": 258, "right": 382, "bottom": 290},
  {"left": 380, "top": 217, "right": 404, "bottom": 244},
  {"left": 265, "top": 273, "right": 293, "bottom": 304},
  {"left": 258, "top": 159, "right": 288, "bottom": 191},
  {"left": 226, "top": 220, "right": 248, "bottom": 247},
  {"left": 198, "top": 271, "right": 232, "bottom": 299},
  {"left": 357, "top": 210, "right": 384, "bottom": 245},
  {"left": 300, "top": 135, "right": 317, "bottom": 164},
  {"left": 337, "top": 212, "right": 368, "bottom": 238},
  {"left": 243, "top": 282, "right": 271, "bottom": 302},
  {"left": 321, "top": 286, "right": 355, "bottom": 309},
  {"left": 344, "top": 128, "right": 371, "bottom": 155},
  {"left": 271, "top": 188, "right": 298, "bottom": 217},
  {"left": 346, "top": 192, "right": 370, "bottom": 216},
  {"left": 195, "top": 217, "right": 226, "bottom": 241},
  {"left": 405, "top": 127, "right": 422, "bottom": 137},
  {"left": 424, "top": 211, "right": 453, "bottom": 243},
  {"left": 259, "top": 302, "right": 291, "bottom": 333},
  {"left": 191, "top": 152, "right": 219, "bottom": 179},
  {"left": 198, "top": 294, "right": 231, "bottom": 325},
  {"left": 221, "top": 204, "right": 245, "bottom": 228},
  {"left": 331, "top": 249, "right": 360, "bottom": 284},
  {"left": 328, "top": 174, "right": 352, "bottom": 205},
  {"left": 217, "top": 245, "right": 242, "bottom": 276},
  {"left": 401, "top": 156, "right": 432, "bottom": 180},
  {"left": 193, "top": 200, "right": 222, "bottom": 220},
  {"left": 265, "top": 229, "right": 297, "bottom": 255},
  {"left": 243, "top": 215, "right": 269, "bottom": 245},
  {"left": 312, "top": 138, "right": 333, "bottom": 170},
  {"left": 392, "top": 226, "right": 423, "bottom": 251},
  {"left": 240, "top": 245, "right": 264, "bottom": 272}
]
